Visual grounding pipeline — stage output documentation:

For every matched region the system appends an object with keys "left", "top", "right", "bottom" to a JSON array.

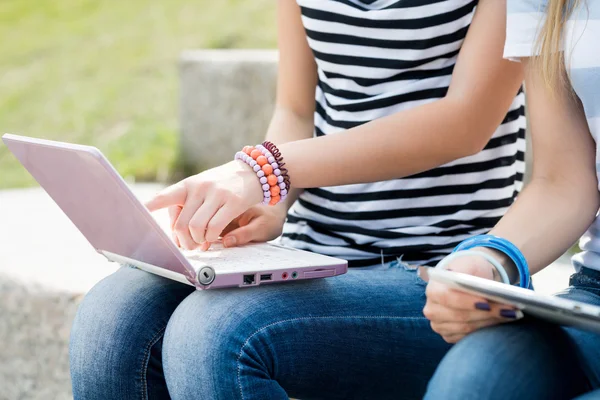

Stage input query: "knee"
[
  {"left": 425, "top": 321, "right": 569, "bottom": 400},
  {"left": 70, "top": 269, "right": 145, "bottom": 385},
  {"left": 425, "top": 328, "right": 508, "bottom": 400},
  {"left": 163, "top": 290, "right": 275, "bottom": 398},
  {"left": 70, "top": 267, "right": 191, "bottom": 396}
]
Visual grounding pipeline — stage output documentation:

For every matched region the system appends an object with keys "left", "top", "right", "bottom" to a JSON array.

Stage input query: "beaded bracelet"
[
  {"left": 234, "top": 142, "right": 289, "bottom": 206},
  {"left": 263, "top": 141, "right": 291, "bottom": 192}
]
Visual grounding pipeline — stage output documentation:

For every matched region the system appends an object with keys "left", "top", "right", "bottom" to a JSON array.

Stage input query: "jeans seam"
[
  {"left": 141, "top": 325, "right": 167, "bottom": 400},
  {"left": 236, "top": 315, "right": 425, "bottom": 400}
]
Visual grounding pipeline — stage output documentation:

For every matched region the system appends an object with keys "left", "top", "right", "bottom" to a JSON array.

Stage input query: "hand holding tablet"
[{"left": 428, "top": 267, "right": 600, "bottom": 335}]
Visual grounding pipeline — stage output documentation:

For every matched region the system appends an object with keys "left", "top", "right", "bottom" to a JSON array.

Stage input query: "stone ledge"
[
  {"left": 0, "top": 275, "right": 79, "bottom": 400},
  {"left": 0, "top": 184, "right": 165, "bottom": 399},
  {"left": 180, "top": 49, "right": 278, "bottom": 63},
  {"left": 179, "top": 49, "right": 278, "bottom": 173}
]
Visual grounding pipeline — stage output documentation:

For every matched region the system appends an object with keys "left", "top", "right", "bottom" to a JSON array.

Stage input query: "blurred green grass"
[{"left": 0, "top": 0, "right": 276, "bottom": 189}]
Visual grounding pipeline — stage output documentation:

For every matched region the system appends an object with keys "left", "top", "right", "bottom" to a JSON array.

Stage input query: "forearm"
[
  {"left": 488, "top": 177, "right": 600, "bottom": 276},
  {"left": 264, "top": 105, "right": 314, "bottom": 209},
  {"left": 482, "top": 58, "right": 600, "bottom": 279},
  {"left": 279, "top": 96, "right": 509, "bottom": 188}
]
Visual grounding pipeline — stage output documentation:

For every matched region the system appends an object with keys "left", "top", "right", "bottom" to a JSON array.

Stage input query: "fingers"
[
  {"left": 168, "top": 192, "right": 247, "bottom": 250},
  {"left": 151, "top": 170, "right": 260, "bottom": 250},
  {"left": 431, "top": 312, "right": 522, "bottom": 343},
  {"left": 190, "top": 207, "right": 255, "bottom": 250},
  {"left": 222, "top": 218, "right": 264, "bottom": 247},
  {"left": 145, "top": 182, "right": 187, "bottom": 212},
  {"left": 168, "top": 205, "right": 182, "bottom": 246},
  {"left": 188, "top": 197, "right": 222, "bottom": 244},
  {"left": 424, "top": 280, "right": 524, "bottom": 343},
  {"left": 425, "top": 306, "right": 524, "bottom": 344},
  {"left": 220, "top": 217, "right": 242, "bottom": 238},
  {"left": 430, "top": 318, "right": 502, "bottom": 341},
  {"left": 168, "top": 205, "right": 183, "bottom": 229},
  {"left": 204, "top": 203, "right": 243, "bottom": 243},
  {"left": 423, "top": 301, "right": 499, "bottom": 324},
  {"left": 439, "top": 334, "right": 464, "bottom": 344},
  {"left": 425, "top": 283, "right": 521, "bottom": 320},
  {"left": 173, "top": 197, "right": 204, "bottom": 250},
  {"left": 426, "top": 281, "right": 489, "bottom": 311}
]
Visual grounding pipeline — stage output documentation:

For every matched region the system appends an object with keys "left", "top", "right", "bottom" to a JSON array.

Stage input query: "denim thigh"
[
  {"left": 71, "top": 262, "right": 450, "bottom": 400},
  {"left": 162, "top": 261, "right": 451, "bottom": 400},
  {"left": 70, "top": 266, "right": 195, "bottom": 400},
  {"left": 425, "top": 267, "right": 600, "bottom": 400}
]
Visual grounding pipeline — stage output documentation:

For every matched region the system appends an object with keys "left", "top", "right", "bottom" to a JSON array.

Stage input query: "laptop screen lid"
[{"left": 2, "top": 134, "right": 196, "bottom": 282}]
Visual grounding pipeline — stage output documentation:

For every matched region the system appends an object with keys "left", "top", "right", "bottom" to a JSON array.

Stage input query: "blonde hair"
[{"left": 536, "top": 0, "right": 581, "bottom": 90}]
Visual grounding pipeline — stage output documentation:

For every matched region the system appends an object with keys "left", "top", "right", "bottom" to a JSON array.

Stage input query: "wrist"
[
  {"left": 234, "top": 142, "right": 291, "bottom": 206},
  {"left": 471, "top": 246, "right": 519, "bottom": 284},
  {"left": 453, "top": 234, "right": 530, "bottom": 288},
  {"left": 233, "top": 160, "right": 265, "bottom": 205},
  {"left": 436, "top": 249, "right": 511, "bottom": 283}
]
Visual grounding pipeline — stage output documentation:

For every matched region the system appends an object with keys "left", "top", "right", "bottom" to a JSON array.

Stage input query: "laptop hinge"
[{"left": 99, "top": 250, "right": 195, "bottom": 287}]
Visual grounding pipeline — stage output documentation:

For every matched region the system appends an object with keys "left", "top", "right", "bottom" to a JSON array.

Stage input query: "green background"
[{"left": 0, "top": 0, "right": 276, "bottom": 188}]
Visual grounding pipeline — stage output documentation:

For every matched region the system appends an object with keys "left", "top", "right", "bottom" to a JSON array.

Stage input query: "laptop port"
[
  {"left": 243, "top": 274, "right": 255, "bottom": 285},
  {"left": 291, "top": 271, "right": 298, "bottom": 279},
  {"left": 260, "top": 274, "right": 272, "bottom": 281}
]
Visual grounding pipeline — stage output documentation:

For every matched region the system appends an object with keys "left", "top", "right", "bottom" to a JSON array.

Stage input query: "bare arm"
[
  {"left": 486, "top": 59, "right": 599, "bottom": 276},
  {"left": 423, "top": 58, "right": 600, "bottom": 343},
  {"left": 278, "top": 0, "right": 524, "bottom": 188},
  {"left": 265, "top": 1, "right": 317, "bottom": 209},
  {"left": 144, "top": 0, "right": 529, "bottom": 248}
]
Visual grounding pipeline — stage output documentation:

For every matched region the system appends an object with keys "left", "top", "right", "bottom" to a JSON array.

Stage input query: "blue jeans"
[
  {"left": 70, "top": 261, "right": 451, "bottom": 399},
  {"left": 425, "top": 267, "right": 600, "bottom": 400}
]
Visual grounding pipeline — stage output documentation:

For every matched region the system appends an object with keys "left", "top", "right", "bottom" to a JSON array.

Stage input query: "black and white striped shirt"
[{"left": 280, "top": 0, "right": 526, "bottom": 267}]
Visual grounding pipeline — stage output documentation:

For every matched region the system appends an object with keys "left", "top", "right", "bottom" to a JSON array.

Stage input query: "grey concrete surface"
[
  {"left": 0, "top": 184, "right": 166, "bottom": 400},
  {"left": 0, "top": 184, "right": 575, "bottom": 399},
  {"left": 179, "top": 50, "right": 278, "bottom": 172}
]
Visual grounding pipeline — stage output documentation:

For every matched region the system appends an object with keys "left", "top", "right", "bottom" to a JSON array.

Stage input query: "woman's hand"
[
  {"left": 166, "top": 204, "right": 288, "bottom": 251},
  {"left": 423, "top": 254, "right": 523, "bottom": 343},
  {"left": 145, "top": 161, "right": 264, "bottom": 250},
  {"left": 220, "top": 205, "right": 288, "bottom": 247}
]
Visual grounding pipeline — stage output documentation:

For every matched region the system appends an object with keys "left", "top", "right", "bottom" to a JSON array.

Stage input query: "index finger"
[{"left": 145, "top": 182, "right": 187, "bottom": 212}]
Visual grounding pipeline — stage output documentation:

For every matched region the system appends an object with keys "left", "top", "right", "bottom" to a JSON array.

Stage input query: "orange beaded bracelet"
[{"left": 235, "top": 143, "right": 288, "bottom": 206}]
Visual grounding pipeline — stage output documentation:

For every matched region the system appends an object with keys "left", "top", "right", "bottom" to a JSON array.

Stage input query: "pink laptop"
[{"left": 2, "top": 134, "right": 347, "bottom": 289}]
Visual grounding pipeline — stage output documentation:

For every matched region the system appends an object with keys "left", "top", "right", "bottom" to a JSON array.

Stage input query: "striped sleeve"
[{"left": 504, "top": 0, "right": 547, "bottom": 60}]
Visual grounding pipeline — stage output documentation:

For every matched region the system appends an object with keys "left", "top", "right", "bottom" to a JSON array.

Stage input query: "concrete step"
[{"left": 0, "top": 184, "right": 166, "bottom": 400}]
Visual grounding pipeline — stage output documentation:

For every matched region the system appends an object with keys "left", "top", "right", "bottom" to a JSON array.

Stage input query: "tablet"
[{"left": 428, "top": 267, "right": 600, "bottom": 334}]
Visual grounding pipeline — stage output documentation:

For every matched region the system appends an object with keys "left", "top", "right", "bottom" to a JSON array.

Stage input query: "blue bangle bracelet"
[
  {"left": 435, "top": 250, "right": 511, "bottom": 284},
  {"left": 453, "top": 235, "right": 531, "bottom": 289}
]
